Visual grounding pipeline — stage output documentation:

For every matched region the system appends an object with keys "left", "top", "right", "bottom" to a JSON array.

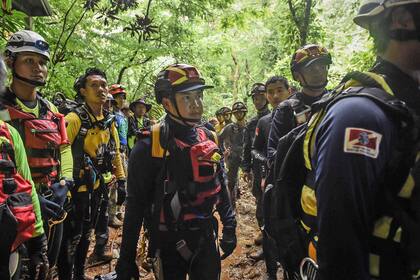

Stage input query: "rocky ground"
[{"left": 86, "top": 181, "right": 284, "bottom": 280}]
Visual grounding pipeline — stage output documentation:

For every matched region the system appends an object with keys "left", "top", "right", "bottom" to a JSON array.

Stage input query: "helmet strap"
[
  {"left": 168, "top": 95, "right": 201, "bottom": 127},
  {"left": 299, "top": 74, "right": 328, "bottom": 91},
  {"left": 388, "top": 7, "right": 420, "bottom": 42},
  {"left": 13, "top": 71, "right": 46, "bottom": 87}
]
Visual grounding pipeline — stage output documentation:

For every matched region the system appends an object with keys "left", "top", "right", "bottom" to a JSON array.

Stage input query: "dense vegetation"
[{"left": 1, "top": 0, "right": 376, "bottom": 119}]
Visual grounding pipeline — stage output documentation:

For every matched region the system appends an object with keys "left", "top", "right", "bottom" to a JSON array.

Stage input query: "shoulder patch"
[{"left": 343, "top": 127, "right": 382, "bottom": 159}]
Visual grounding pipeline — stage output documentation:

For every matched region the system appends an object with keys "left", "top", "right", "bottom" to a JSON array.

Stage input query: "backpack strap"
[
  {"left": 199, "top": 125, "right": 218, "bottom": 146},
  {"left": 282, "top": 95, "right": 312, "bottom": 126},
  {"left": 151, "top": 122, "right": 167, "bottom": 158},
  {"left": 37, "top": 95, "right": 52, "bottom": 118},
  {"left": 71, "top": 105, "right": 92, "bottom": 180}
]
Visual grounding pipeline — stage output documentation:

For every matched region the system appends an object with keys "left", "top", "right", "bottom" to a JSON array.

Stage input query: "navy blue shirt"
[
  {"left": 242, "top": 108, "right": 270, "bottom": 172},
  {"left": 253, "top": 112, "right": 273, "bottom": 162},
  {"left": 313, "top": 59, "right": 420, "bottom": 279},
  {"left": 267, "top": 92, "right": 321, "bottom": 162}
]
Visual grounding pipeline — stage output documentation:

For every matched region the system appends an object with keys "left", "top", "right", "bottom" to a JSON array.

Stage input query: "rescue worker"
[
  {"left": 267, "top": 44, "right": 331, "bottom": 164},
  {"left": 251, "top": 76, "right": 291, "bottom": 279},
  {"left": 60, "top": 68, "right": 126, "bottom": 280},
  {"left": 108, "top": 84, "right": 129, "bottom": 228},
  {"left": 219, "top": 101, "right": 247, "bottom": 208},
  {"left": 208, "top": 117, "right": 218, "bottom": 128},
  {"left": 121, "top": 102, "right": 131, "bottom": 119},
  {"left": 127, "top": 98, "right": 152, "bottom": 151},
  {"left": 104, "top": 93, "right": 114, "bottom": 112},
  {"left": 2, "top": 30, "right": 73, "bottom": 278},
  {"left": 109, "top": 84, "right": 129, "bottom": 154},
  {"left": 221, "top": 106, "right": 233, "bottom": 125},
  {"left": 298, "top": 1, "right": 420, "bottom": 279},
  {"left": 214, "top": 108, "right": 224, "bottom": 133},
  {"left": 0, "top": 56, "right": 47, "bottom": 280},
  {"left": 241, "top": 83, "right": 270, "bottom": 246},
  {"left": 115, "top": 63, "right": 237, "bottom": 280}
]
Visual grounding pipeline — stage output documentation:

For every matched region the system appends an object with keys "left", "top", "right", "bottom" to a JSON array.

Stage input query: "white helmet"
[
  {"left": 354, "top": 0, "right": 420, "bottom": 29},
  {"left": 5, "top": 30, "right": 50, "bottom": 60}
]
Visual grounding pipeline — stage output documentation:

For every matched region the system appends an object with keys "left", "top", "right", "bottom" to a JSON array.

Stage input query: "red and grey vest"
[
  {"left": 2, "top": 92, "right": 68, "bottom": 186},
  {"left": 0, "top": 121, "right": 36, "bottom": 252},
  {"left": 150, "top": 123, "right": 222, "bottom": 229}
]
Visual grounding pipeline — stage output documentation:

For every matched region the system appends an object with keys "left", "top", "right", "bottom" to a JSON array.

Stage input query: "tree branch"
[
  {"left": 48, "top": 5, "right": 88, "bottom": 86},
  {"left": 117, "top": 55, "right": 152, "bottom": 84},
  {"left": 145, "top": 0, "right": 153, "bottom": 17},
  {"left": 51, "top": 0, "right": 78, "bottom": 65},
  {"left": 301, "top": 0, "right": 313, "bottom": 46},
  {"left": 287, "top": 0, "right": 300, "bottom": 32}
]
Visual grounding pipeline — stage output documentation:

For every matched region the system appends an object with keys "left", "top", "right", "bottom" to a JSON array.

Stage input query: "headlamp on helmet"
[
  {"left": 5, "top": 30, "right": 50, "bottom": 60},
  {"left": 231, "top": 101, "right": 248, "bottom": 113},
  {"left": 249, "top": 83, "right": 266, "bottom": 97}
]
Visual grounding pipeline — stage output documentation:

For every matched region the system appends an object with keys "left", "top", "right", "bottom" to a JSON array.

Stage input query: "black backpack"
[
  {"left": 52, "top": 92, "right": 80, "bottom": 115},
  {"left": 263, "top": 71, "right": 420, "bottom": 276}
]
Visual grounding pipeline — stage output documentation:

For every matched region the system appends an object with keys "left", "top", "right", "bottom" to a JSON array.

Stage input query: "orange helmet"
[
  {"left": 154, "top": 64, "right": 213, "bottom": 103},
  {"left": 290, "top": 44, "right": 332, "bottom": 74},
  {"left": 109, "top": 84, "right": 126, "bottom": 97}
]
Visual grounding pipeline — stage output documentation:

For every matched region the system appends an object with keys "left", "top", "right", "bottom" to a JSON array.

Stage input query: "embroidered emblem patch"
[
  {"left": 255, "top": 127, "right": 259, "bottom": 136},
  {"left": 344, "top": 127, "right": 382, "bottom": 159}
]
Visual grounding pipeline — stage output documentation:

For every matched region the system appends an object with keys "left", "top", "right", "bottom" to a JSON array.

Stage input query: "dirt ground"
[{"left": 86, "top": 180, "right": 284, "bottom": 280}]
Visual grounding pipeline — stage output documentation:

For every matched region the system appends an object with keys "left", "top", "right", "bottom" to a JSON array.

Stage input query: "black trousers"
[
  {"left": 226, "top": 154, "right": 242, "bottom": 208},
  {"left": 46, "top": 219, "right": 64, "bottom": 269},
  {"left": 157, "top": 225, "right": 221, "bottom": 280},
  {"left": 57, "top": 188, "right": 105, "bottom": 280},
  {"left": 251, "top": 163, "right": 264, "bottom": 228},
  {"left": 94, "top": 189, "right": 109, "bottom": 252}
]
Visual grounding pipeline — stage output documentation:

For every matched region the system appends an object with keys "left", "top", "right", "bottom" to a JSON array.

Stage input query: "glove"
[
  {"left": 220, "top": 226, "right": 237, "bottom": 260},
  {"left": 26, "top": 234, "right": 49, "bottom": 280},
  {"left": 116, "top": 180, "right": 126, "bottom": 206},
  {"left": 115, "top": 259, "right": 139, "bottom": 280},
  {"left": 38, "top": 194, "right": 63, "bottom": 220},
  {"left": 50, "top": 179, "right": 71, "bottom": 207}
]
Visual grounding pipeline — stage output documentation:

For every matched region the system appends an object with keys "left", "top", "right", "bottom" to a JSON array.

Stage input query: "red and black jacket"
[
  {"left": 1, "top": 89, "right": 68, "bottom": 186},
  {"left": 0, "top": 121, "right": 36, "bottom": 252}
]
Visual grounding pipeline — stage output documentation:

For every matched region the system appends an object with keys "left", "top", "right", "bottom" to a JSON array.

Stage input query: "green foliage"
[{"left": 0, "top": 0, "right": 375, "bottom": 121}]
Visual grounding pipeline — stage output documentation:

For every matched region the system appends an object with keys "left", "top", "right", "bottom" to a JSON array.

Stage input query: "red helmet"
[
  {"left": 154, "top": 64, "right": 213, "bottom": 103},
  {"left": 109, "top": 84, "right": 126, "bottom": 97}
]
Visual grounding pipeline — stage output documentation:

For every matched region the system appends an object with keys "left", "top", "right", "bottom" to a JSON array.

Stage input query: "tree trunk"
[{"left": 231, "top": 52, "right": 240, "bottom": 102}]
